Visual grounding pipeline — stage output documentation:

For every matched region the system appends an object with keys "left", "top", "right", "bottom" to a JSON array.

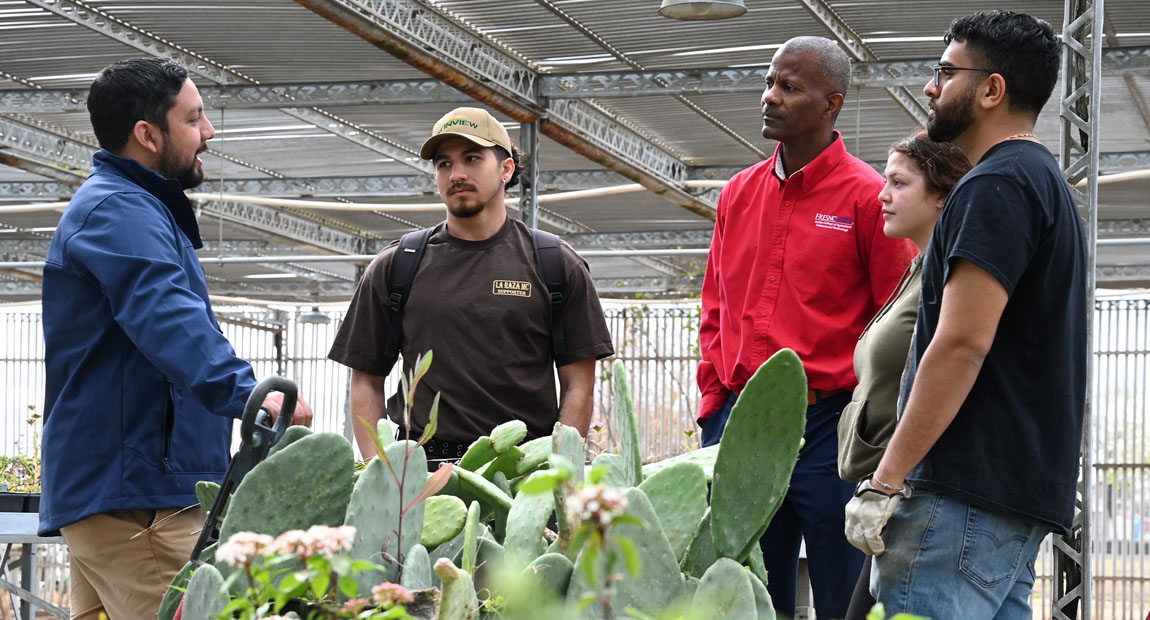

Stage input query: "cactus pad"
[
  {"left": 422, "top": 495, "right": 467, "bottom": 548},
  {"left": 638, "top": 461, "right": 708, "bottom": 562}
]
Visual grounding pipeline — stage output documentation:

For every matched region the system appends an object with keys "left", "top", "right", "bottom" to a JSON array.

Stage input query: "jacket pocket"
[
  {"left": 837, "top": 399, "right": 886, "bottom": 482},
  {"left": 161, "top": 382, "right": 175, "bottom": 472}
]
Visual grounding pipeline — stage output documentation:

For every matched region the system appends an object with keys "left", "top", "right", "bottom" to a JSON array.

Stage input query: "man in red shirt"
[{"left": 697, "top": 36, "right": 915, "bottom": 619}]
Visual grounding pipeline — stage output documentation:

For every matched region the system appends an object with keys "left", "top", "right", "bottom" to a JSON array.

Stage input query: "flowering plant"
[
  {"left": 1, "top": 407, "right": 42, "bottom": 493},
  {"left": 212, "top": 525, "right": 415, "bottom": 620}
]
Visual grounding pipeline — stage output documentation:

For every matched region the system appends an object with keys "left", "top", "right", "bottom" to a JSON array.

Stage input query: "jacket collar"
[{"left": 91, "top": 150, "right": 203, "bottom": 248}]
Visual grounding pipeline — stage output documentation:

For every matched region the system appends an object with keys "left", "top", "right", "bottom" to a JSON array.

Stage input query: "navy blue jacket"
[{"left": 39, "top": 150, "right": 256, "bottom": 535}]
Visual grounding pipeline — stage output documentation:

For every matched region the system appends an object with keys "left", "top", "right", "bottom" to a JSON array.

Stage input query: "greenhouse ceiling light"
[{"left": 659, "top": 0, "right": 746, "bottom": 21}]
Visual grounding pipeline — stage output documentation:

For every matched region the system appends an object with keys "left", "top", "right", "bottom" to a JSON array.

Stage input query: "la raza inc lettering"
[
  {"left": 814, "top": 212, "right": 854, "bottom": 232},
  {"left": 493, "top": 279, "right": 532, "bottom": 297}
]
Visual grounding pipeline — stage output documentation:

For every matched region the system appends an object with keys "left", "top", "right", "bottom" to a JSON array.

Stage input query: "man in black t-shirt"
[
  {"left": 329, "top": 107, "right": 614, "bottom": 467},
  {"left": 844, "top": 11, "right": 1087, "bottom": 619}
]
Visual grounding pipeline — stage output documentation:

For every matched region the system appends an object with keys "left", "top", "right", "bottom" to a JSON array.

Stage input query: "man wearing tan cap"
[{"left": 329, "top": 107, "right": 614, "bottom": 467}]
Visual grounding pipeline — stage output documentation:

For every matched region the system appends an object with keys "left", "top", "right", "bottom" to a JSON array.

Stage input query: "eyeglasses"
[{"left": 931, "top": 65, "right": 992, "bottom": 88}]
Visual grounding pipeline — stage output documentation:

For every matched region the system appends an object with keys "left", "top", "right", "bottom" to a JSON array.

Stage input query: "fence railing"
[{"left": 4, "top": 298, "right": 1150, "bottom": 618}]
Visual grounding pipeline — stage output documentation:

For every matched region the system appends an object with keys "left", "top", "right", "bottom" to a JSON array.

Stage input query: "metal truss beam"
[
  {"left": 8, "top": 44, "right": 1150, "bottom": 114},
  {"left": 0, "top": 116, "right": 93, "bottom": 179},
  {"left": 567, "top": 229, "right": 713, "bottom": 248},
  {"left": 294, "top": 0, "right": 716, "bottom": 219},
  {"left": 796, "top": 0, "right": 929, "bottom": 125},
  {"left": 196, "top": 200, "right": 381, "bottom": 256},
  {"left": 1056, "top": 0, "right": 1101, "bottom": 617},
  {"left": 22, "top": 0, "right": 431, "bottom": 176}
]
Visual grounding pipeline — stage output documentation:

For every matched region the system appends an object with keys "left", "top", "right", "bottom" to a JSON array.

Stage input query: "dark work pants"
[{"left": 701, "top": 390, "right": 862, "bottom": 620}]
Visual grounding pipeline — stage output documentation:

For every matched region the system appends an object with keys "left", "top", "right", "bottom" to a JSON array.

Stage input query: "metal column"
[
  {"left": 1057, "top": 0, "right": 1102, "bottom": 618},
  {"left": 519, "top": 120, "right": 541, "bottom": 230}
]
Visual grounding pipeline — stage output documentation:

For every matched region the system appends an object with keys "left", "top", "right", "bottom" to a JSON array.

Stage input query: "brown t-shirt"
[{"left": 329, "top": 218, "right": 615, "bottom": 444}]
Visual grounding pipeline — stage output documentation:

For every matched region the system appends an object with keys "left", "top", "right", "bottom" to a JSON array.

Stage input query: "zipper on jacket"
[{"left": 162, "top": 383, "right": 175, "bottom": 472}]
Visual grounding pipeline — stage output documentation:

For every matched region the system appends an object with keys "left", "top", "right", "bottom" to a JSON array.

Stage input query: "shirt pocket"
[{"left": 789, "top": 223, "right": 859, "bottom": 298}]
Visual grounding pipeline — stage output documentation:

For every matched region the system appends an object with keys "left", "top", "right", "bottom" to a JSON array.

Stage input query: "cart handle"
[{"left": 240, "top": 376, "right": 296, "bottom": 449}]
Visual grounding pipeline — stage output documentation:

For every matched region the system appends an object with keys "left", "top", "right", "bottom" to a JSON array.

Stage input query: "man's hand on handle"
[{"left": 261, "top": 392, "right": 314, "bottom": 428}]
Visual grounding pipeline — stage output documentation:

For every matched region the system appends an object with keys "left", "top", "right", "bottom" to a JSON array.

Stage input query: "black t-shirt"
[
  {"left": 902, "top": 140, "right": 1087, "bottom": 535},
  {"left": 329, "top": 218, "right": 615, "bottom": 444}
]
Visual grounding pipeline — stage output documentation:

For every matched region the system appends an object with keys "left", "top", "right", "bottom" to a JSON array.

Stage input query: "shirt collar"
[
  {"left": 91, "top": 150, "right": 203, "bottom": 248},
  {"left": 770, "top": 130, "right": 848, "bottom": 192}
]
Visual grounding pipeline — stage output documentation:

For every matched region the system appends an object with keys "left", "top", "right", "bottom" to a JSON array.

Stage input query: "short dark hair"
[
  {"left": 87, "top": 58, "right": 189, "bottom": 152},
  {"left": 890, "top": 130, "right": 972, "bottom": 199},
  {"left": 944, "top": 11, "right": 1060, "bottom": 117},
  {"left": 492, "top": 143, "right": 523, "bottom": 192}
]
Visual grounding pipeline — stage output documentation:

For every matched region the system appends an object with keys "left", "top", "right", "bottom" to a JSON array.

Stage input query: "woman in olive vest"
[{"left": 839, "top": 130, "right": 971, "bottom": 620}]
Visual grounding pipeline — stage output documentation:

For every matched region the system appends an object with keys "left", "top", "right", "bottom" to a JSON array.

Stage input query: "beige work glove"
[{"left": 844, "top": 476, "right": 910, "bottom": 556}]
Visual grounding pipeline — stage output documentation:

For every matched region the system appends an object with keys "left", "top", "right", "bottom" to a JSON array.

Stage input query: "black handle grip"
[{"left": 240, "top": 376, "right": 297, "bottom": 448}]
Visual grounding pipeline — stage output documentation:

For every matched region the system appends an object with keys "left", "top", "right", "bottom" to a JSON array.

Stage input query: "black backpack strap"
[
  {"left": 531, "top": 228, "right": 568, "bottom": 357},
  {"left": 381, "top": 227, "right": 433, "bottom": 371}
]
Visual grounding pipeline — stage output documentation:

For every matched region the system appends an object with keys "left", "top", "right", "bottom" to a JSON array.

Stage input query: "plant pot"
[{"left": 0, "top": 492, "right": 40, "bottom": 513}]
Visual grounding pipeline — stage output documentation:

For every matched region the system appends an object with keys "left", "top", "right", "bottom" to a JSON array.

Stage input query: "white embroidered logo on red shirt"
[{"left": 814, "top": 213, "right": 854, "bottom": 232}]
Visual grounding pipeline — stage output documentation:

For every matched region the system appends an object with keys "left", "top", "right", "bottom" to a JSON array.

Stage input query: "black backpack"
[{"left": 379, "top": 226, "right": 568, "bottom": 373}]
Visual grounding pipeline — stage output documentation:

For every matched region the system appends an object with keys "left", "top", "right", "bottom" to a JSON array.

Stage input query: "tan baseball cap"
[{"left": 419, "top": 107, "right": 512, "bottom": 160}]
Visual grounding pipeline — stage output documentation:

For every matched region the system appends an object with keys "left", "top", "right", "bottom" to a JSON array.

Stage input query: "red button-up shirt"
[{"left": 698, "top": 133, "right": 916, "bottom": 420}]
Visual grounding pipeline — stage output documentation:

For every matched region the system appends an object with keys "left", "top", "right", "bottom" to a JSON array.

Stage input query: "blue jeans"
[
  {"left": 701, "top": 390, "right": 861, "bottom": 620},
  {"left": 872, "top": 491, "right": 1046, "bottom": 620}
]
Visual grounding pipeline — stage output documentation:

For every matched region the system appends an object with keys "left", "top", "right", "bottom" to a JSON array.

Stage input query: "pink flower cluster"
[
  {"left": 371, "top": 582, "right": 414, "bottom": 606},
  {"left": 565, "top": 484, "right": 628, "bottom": 527},
  {"left": 217, "top": 525, "right": 357, "bottom": 567}
]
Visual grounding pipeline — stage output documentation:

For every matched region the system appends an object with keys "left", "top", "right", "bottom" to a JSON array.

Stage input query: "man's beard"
[
  {"left": 157, "top": 139, "right": 204, "bottom": 190},
  {"left": 926, "top": 84, "right": 977, "bottom": 144}
]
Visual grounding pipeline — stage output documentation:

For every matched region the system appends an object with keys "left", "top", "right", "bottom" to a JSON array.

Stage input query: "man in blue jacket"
[{"left": 40, "top": 57, "right": 311, "bottom": 620}]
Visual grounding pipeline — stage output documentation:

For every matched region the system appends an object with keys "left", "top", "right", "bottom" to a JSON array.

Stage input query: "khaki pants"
[{"left": 60, "top": 507, "right": 204, "bottom": 620}]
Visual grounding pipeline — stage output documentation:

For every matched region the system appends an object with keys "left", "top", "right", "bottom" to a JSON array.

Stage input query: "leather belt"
[{"left": 807, "top": 388, "right": 847, "bottom": 406}]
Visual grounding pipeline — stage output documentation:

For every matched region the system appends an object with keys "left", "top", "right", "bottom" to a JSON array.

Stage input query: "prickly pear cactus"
[
  {"left": 461, "top": 500, "right": 480, "bottom": 575},
  {"left": 514, "top": 436, "right": 552, "bottom": 476},
  {"left": 422, "top": 495, "right": 467, "bottom": 548},
  {"left": 589, "top": 453, "right": 631, "bottom": 488},
  {"left": 680, "top": 509, "right": 717, "bottom": 578},
  {"left": 158, "top": 561, "right": 195, "bottom": 620},
  {"left": 195, "top": 481, "right": 219, "bottom": 514},
  {"left": 711, "top": 348, "right": 807, "bottom": 561},
  {"left": 692, "top": 557, "right": 756, "bottom": 619},
  {"left": 748, "top": 568, "right": 776, "bottom": 620},
  {"left": 402, "top": 544, "right": 434, "bottom": 591},
  {"left": 219, "top": 433, "right": 354, "bottom": 543},
  {"left": 567, "top": 487, "right": 684, "bottom": 615},
  {"left": 458, "top": 437, "right": 498, "bottom": 471},
  {"left": 641, "top": 444, "right": 719, "bottom": 483},
  {"left": 503, "top": 470, "right": 556, "bottom": 568},
  {"left": 552, "top": 422, "right": 584, "bottom": 549},
  {"left": 266, "top": 424, "right": 313, "bottom": 458},
  {"left": 522, "top": 553, "right": 573, "bottom": 597},
  {"left": 434, "top": 558, "right": 479, "bottom": 620},
  {"left": 345, "top": 440, "right": 427, "bottom": 587},
  {"left": 489, "top": 419, "right": 527, "bottom": 453},
  {"left": 638, "top": 461, "right": 707, "bottom": 562},
  {"left": 181, "top": 563, "right": 229, "bottom": 620},
  {"left": 611, "top": 360, "right": 643, "bottom": 487}
]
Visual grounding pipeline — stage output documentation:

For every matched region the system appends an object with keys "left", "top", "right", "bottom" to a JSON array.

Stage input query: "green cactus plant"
[
  {"left": 522, "top": 552, "right": 574, "bottom": 597},
  {"left": 680, "top": 509, "right": 717, "bottom": 579},
  {"left": 422, "top": 495, "right": 468, "bottom": 548},
  {"left": 434, "top": 558, "right": 479, "bottom": 620},
  {"left": 402, "top": 544, "right": 434, "bottom": 591},
  {"left": 503, "top": 470, "right": 557, "bottom": 568},
  {"left": 218, "top": 433, "right": 354, "bottom": 543},
  {"left": 711, "top": 348, "right": 807, "bottom": 561},
  {"left": 641, "top": 444, "right": 719, "bottom": 483},
  {"left": 588, "top": 453, "right": 631, "bottom": 488},
  {"left": 461, "top": 500, "right": 481, "bottom": 575},
  {"left": 611, "top": 360, "right": 643, "bottom": 487},
  {"left": 345, "top": 440, "right": 428, "bottom": 587},
  {"left": 195, "top": 481, "right": 220, "bottom": 515},
  {"left": 692, "top": 557, "right": 757, "bottom": 619},
  {"left": 458, "top": 437, "right": 498, "bottom": 471},
  {"left": 181, "top": 563, "right": 229, "bottom": 620},
  {"left": 158, "top": 561, "right": 195, "bottom": 620},
  {"left": 490, "top": 420, "right": 528, "bottom": 453},
  {"left": 637, "top": 461, "right": 708, "bottom": 562},
  {"left": 514, "top": 436, "right": 552, "bottom": 477},
  {"left": 266, "top": 425, "right": 313, "bottom": 458}
]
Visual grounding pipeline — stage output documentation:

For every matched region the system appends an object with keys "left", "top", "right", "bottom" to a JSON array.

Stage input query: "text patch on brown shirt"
[{"left": 492, "top": 280, "right": 532, "bottom": 297}]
